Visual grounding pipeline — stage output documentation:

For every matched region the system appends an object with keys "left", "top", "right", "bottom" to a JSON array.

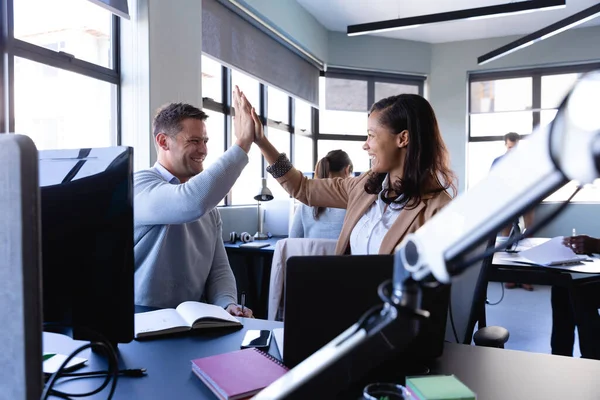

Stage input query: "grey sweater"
[
  {"left": 288, "top": 203, "right": 346, "bottom": 240},
  {"left": 133, "top": 145, "right": 248, "bottom": 308}
]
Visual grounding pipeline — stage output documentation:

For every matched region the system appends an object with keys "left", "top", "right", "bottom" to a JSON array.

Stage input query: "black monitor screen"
[{"left": 39, "top": 147, "right": 134, "bottom": 344}]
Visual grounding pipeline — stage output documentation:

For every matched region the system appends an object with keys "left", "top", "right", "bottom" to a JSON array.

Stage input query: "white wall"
[
  {"left": 121, "top": 0, "right": 203, "bottom": 169},
  {"left": 327, "top": 32, "right": 431, "bottom": 75}
]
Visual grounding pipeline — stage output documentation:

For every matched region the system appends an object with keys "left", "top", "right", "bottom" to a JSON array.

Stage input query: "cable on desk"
[{"left": 41, "top": 324, "right": 119, "bottom": 400}]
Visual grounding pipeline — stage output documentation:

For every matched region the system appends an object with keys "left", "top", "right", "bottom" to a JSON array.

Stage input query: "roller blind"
[{"left": 202, "top": 0, "right": 319, "bottom": 105}]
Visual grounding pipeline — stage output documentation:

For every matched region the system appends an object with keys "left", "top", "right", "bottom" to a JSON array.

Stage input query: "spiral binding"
[{"left": 253, "top": 348, "right": 289, "bottom": 371}]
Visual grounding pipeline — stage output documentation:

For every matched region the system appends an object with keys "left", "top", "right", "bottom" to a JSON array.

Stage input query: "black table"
[
  {"left": 224, "top": 237, "right": 283, "bottom": 318},
  {"left": 44, "top": 319, "right": 600, "bottom": 399},
  {"left": 491, "top": 238, "right": 600, "bottom": 287},
  {"left": 43, "top": 318, "right": 283, "bottom": 399}
]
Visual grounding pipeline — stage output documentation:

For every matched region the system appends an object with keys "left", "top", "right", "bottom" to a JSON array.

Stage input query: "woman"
[
  {"left": 289, "top": 150, "right": 353, "bottom": 239},
  {"left": 238, "top": 88, "right": 456, "bottom": 255}
]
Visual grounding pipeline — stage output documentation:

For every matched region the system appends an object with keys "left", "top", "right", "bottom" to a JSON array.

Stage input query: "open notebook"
[{"left": 134, "top": 301, "right": 241, "bottom": 339}]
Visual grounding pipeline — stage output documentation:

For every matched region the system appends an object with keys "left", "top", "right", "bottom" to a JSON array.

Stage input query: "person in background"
[
  {"left": 492, "top": 132, "right": 535, "bottom": 291},
  {"left": 133, "top": 92, "right": 254, "bottom": 317},
  {"left": 551, "top": 235, "right": 600, "bottom": 360},
  {"left": 288, "top": 150, "right": 353, "bottom": 239},
  {"left": 237, "top": 87, "right": 456, "bottom": 256}
]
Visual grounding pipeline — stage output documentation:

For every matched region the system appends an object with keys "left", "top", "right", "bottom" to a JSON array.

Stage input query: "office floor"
[{"left": 484, "top": 283, "right": 582, "bottom": 357}]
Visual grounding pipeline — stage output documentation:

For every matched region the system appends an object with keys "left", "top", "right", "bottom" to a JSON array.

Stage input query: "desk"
[
  {"left": 435, "top": 343, "right": 600, "bottom": 399},
  {"left": 44, "top": 319, "right": 600, "bottom": 399},
  {"left": 490, "top": 238, "right": 600, "bottom": 286},
  {"left": 224, "top": 237, "right": 283, "bottom": 319},
  {"left": 44, "top": 318, "right": 283, "bottom": 399}
]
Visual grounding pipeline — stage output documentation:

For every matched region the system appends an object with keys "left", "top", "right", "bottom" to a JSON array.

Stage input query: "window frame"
[
  {"left": 318, "top": 68, "right": 425, "bottom": 171},
  {"left": 202, "top": 56, "right": 304, "bottom": 206},
  {"left": 467, "top": 63, "right": 600, "bottom": 202},
  {"left": 468, "top": 63, "right": 600, "bottom": 143},
  {"left": 202, "top": 62, "right": 425, "bottom": 206},
  {"left": 0, "top": 0, "right": 121, "bottom": 143}
]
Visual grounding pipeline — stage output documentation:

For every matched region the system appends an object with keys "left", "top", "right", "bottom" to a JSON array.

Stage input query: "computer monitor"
[{"left": 39, "top": 147, "right": 134, "bottom": 345}]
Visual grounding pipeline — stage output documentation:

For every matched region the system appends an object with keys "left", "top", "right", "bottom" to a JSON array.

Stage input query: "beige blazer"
[{"left": 277, "top": 169, "right": 453, "bottom": 255}]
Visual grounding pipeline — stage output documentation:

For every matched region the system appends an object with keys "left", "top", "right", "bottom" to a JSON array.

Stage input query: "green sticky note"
[{"left": 406, "top": 375, "right": 476, "bottom": 400}]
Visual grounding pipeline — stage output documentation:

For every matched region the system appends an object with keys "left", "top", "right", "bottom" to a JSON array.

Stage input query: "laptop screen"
[{"left": 283, "top": 255, "right": 449, "bottom": 369}]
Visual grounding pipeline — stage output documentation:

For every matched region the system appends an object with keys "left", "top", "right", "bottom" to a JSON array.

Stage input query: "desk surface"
[
  {"left": 44, "top": 319, "right": 600, "bottom": 399},
  {"left": 436, "top": 343, "right": 600, "bottom": 399},
  {"left": 44, "top": 319, "right": 283, "bottom": 399},
  {"left": 223, "top": 236, "right": 283, "bottom": 253}
]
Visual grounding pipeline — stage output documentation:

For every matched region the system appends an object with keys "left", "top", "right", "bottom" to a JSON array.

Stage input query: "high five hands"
[
  {"left": 232, "top": 86, "right": 265, "bottom": 147},
  {"left": 232, "top": 85, "right": 256, "bottom": 153}
]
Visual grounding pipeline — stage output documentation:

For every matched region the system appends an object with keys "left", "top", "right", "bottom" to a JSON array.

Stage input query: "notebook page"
[
  {"left": 176, "top": 301, "right": 240, "bottom": 327},
  {"left": 519, "top": 236, "right": 585, "bottom": 266}
]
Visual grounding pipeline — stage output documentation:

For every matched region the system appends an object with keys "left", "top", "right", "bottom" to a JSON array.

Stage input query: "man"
[
  {"left": 552, "top": 235, "right": 600, "bottom": 359},
  {"left": 491, "top": 132, "right": 534, "bottom": 291},
  {"left": 134, "top": 89, "right": 254, "bottom": 316}
]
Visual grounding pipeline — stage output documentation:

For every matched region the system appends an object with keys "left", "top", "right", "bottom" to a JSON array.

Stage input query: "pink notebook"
[{"left": 191, "top": 348, "right": 288, "bottom": 400}]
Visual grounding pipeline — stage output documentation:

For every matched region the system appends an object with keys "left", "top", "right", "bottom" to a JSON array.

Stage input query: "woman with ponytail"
[{"left": 289, "top": 150, "right": 353, "bottom": 239}]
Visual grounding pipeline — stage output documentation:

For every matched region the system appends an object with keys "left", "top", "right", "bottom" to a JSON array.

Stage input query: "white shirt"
[{"left": 349, "top": 175, "right": 404, "bottom": 255}]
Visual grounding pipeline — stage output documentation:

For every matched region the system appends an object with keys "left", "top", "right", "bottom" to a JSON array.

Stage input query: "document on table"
[{"left": 517, "top": 236, "right": 587, "bottom": 266}]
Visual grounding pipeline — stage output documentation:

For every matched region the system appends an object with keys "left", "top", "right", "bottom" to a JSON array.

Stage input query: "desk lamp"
[{"left": 253, "top": 178, "right": 274, "bottom": 240}]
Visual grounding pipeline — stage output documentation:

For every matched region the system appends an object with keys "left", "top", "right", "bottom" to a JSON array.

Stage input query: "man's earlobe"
[{"left": 156, "top": 133, "right": 169, "bottom": 151}]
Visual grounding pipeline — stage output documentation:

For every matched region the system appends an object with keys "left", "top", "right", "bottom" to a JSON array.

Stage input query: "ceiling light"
[
  {"left": 478, "top": 3, "right": 600, "bottom": 65},
  {"left": 347, "top": 0, "right": 565, "bottom": 37}
]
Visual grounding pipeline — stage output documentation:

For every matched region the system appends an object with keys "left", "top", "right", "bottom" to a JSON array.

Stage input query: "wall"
[
  {"left": 239, "top": 0, "right": 329, "bottom": 62},
  {"left": 429, "top": 25, "right": 600, "bottom": 237},
  {"left": 121, "top": 0, "right": 203, "bottom": 169},
  {"left": 327, "top": 32, "right": 432, "bottom": 75}
]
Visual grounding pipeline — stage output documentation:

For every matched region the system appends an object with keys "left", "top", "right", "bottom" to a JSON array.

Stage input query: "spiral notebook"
[{"left": 191, "top": 348, "right": 288, "bottom": 400}]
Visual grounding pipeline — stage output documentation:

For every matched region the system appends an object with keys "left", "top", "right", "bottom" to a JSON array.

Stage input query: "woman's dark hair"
[
  {"left": 313, "top": 150, "right": 353, "bottom": 219},
  {"left": 364, "top": 94, "right": 456, "bottom": 209}
]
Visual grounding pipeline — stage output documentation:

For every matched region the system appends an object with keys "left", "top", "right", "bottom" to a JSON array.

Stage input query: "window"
[
  {"left": 319, "top": 77, "right": 368, "bottom": 135},
  {"left": 203, "top": 109, "right": 225, "bottom": 206},
  {"left": 1, "top": 0, "right": 120, "bottom": 150},
  {"left": 293, "top": 134, "right": 314, "bottom": 173},
  {"left": 14, "top": 57, "right": 117, "bottom": 150},
  {"left": 201, "top": 55, "right": 223, "bottom": 102},
  {"left": 200, "top": 63, "right": 423, "bottom": 207},
  {"left": 13, "top": 0, "right": 114, "bottom": 68},
  {"left": 467, "top": 65, "right": 600, "bottom": 201},
  {"left": 318, "top": 68, "right": 424, "bottom": 174},
  {"left": 201, "top": 55, "right": 313, "bottom": 206},
  {"left": 317, "top": 140, "right": 370, "bottom": 175}
]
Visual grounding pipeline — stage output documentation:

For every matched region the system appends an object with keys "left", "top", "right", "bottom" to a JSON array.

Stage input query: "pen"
[{"left": 241, "top": 292, "right": 245, "bottom": 315}]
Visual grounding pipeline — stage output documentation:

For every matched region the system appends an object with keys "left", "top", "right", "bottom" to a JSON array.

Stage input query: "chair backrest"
[
  {"left": 445, "top": 236, "right": 497, "bottom": 345},
  {"left": 268, "top": 238, "right": 337, "bottom": 320}
]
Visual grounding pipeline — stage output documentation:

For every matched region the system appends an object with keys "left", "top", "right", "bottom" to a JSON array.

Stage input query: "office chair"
[{"left": 446, "top": 236, "right": 510, "bottom": 348}]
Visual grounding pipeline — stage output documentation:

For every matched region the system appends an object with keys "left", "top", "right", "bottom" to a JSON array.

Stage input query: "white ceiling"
[{"left": 295, "top": 0, "right": 600, "bottom": 43}]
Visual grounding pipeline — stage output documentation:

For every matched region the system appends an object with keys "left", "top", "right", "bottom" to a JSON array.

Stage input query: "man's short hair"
[
  {"left": 152, "top": 103, "right": 208, "bottom": 138},
  {"left": 504, "top": 132, "right": 520, "bottom": 143}
]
